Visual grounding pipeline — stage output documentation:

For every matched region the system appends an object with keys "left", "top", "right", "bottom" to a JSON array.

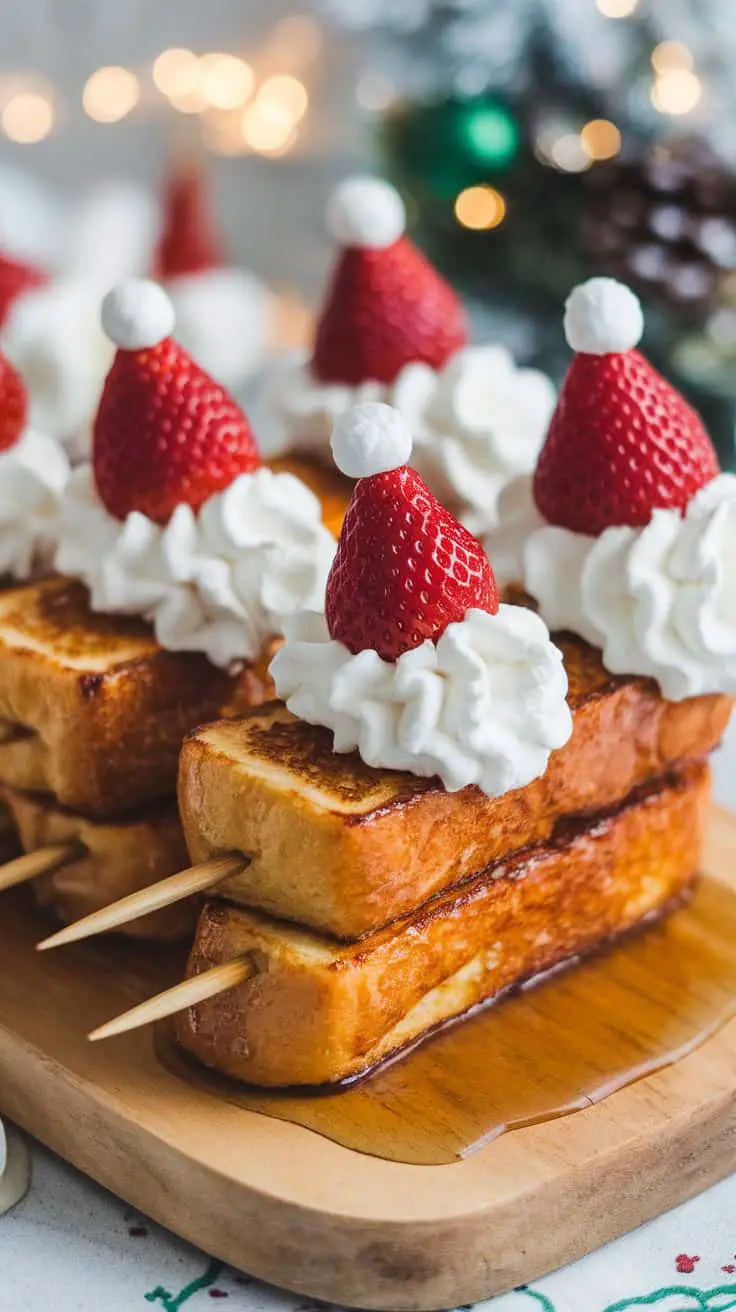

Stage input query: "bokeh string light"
[
  {"left": 83, "top": 66, "right": 140, "bottom": 123},
  {"left": 2, "top": 90, "right": 55, "bottom": 143},
  {"left": 0, "top": 8, "right": 708, "bottom": 156},
  {"left": 454, "top": 185, "right": 506, "bottom": 230}
]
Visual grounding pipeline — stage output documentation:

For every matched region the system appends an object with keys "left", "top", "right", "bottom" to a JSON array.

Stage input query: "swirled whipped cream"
[
  {"left": 0, "top": 429, "right": 70, "bottom": 579},
  {"left": 166, "top": 268, "right": 272, "bottom": 389},
  {"left": 271, "top": 604, "right": 572, "bottom": 796},
  {"left": 56, "top": 465, "right": 336, "bottom": 668},
  {"left": 268, "top": 345, "right": 555, "bottom": 531},
  {"left": 486, "top": 473, "right": 736, "bottom": 701}
]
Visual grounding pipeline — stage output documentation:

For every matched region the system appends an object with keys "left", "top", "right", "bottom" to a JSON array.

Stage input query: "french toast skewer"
[
  {"left": 30, "top": 623, "right": 733, "bottom": 952},
  {"left": 37, "top": 853, "right": 243, "bottom": 950},
  {"left": 88, "top": 955, "right": 255, "bottom": 1043},
  {"left": 84, "top": 764, "right": 708, "bottom": 1068}
]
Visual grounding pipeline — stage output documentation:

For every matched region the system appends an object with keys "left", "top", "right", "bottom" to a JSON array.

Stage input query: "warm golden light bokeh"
[
  {"left": 651, "top": 40, "right": 694, "bottom": 73},
  {"left": 83, "top": 67, "right": 140, "bottom": 123},
  {"left": 199, "top": 53, "right": 253, "bottom": 110},
  {"left": 454, "top": 185, "right": 506, "bottom": 230},
  {"left": 269, "top": 14, "right": 323, "bottom": 66},
  {"left": 241, "top": 101, "right": 297, "bottom": 155},
  {"left": 2, "top": 91, "right": 54, "bottom": 143},
  {"left": 580, "top": 118, "right": 622, "bottom": 161},
  {"left": 595, "top": 0, "right": 638, "bottom": 15},
  {"left": 651, "top": 68, "right": 702, "bottom": 115},
  {"left": 152, "top": 48, "right": 200, "bottom": 99},
  {"left": 256, "top": 75, "right": 308, "bottom": 125}
]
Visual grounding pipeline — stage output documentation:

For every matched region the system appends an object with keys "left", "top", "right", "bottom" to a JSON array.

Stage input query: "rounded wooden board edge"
[{"left": 0, "top": 804, "right": 734, "bottom": 1309}]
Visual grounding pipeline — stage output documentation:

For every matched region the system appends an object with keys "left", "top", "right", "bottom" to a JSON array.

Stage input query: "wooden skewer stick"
[
  {"left": 36, "top": 852, "right": 245, "bottom": 951},
  {"left": 88, "top": 956, "right": 255, "bottom": 1043},
  {"left": 0, "top": 842, "right": 81, "bottom": 894}
]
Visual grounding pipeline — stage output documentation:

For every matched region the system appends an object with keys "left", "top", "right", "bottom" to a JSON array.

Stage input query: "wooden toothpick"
[
  {"left": 88, "top": 956, "right": 255, "bottom": 1042},
  {"left": 37, "top": 853, "right": 246, "bottom": 951}
]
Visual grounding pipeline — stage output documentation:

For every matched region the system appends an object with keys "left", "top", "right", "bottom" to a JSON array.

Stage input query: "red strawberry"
[
  {"left": 94, "top": 280, "right": 261, "bottom": 524},
  {"left": 153, "top": 164, "right": 224, "bottom": 281},
  {"left": 326, "top": 402, "right": 497, "bottom": 661},
  {"left": 312, "top": 176, "right": 467, "bottom": 386},
  {"left": 0, "top": 351, "right": 28, "bottom": 452},
  {"left": 534, "top": 278, "right": 719, "bottom": 536},
  {"left": 0, "top": 252, "right": 46, "bottom": 330}
]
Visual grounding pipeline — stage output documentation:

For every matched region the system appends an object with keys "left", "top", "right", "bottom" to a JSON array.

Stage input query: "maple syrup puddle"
[{"left": 156, "top": 874, "right": 736, "bottom": 1166}]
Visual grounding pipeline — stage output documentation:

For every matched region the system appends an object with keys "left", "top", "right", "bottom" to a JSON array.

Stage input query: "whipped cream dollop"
[
  {"left": 56, "top": 465, "right": 336, "bottom": 668},
  {"left": 268, "top": 345, "right": 555, "bottom": 530},
  {"left": 271, "top": 605, "right": 572, "bottom": 796},
  {"left": 166, "top": 268, "right": 272, "bottom": 389},
  {"left": 486, "top": 473, "right": 736, "bottom": 702},
  {"left": 0, "top": 429, "right": 70, "bottom": 579}
]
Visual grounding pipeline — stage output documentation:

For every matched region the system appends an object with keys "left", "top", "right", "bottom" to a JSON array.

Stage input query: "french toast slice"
[
  {"left": 0, "top": 578, "right": 274, "bottom": 817},
  {"left": 178, "top": 637, "right": 731, "bottom": 939},
  {"left": 176, "top": 763, "right": 708, "bottom": 1087},
  {"left": 4, "top": 787, "right": 196, "bottom": 942}
]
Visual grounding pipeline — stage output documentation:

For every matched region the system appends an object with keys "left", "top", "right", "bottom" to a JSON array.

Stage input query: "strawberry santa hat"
[
  {"left": 149, "top": 160, "right": 271, "bottom": 389},
  {"left": 326, "top": 401, "right": 498, "bottom": 661},
  {"left": 94, "top": 278, "right": 262, "bottom": 525},
  {"left": 311, "top": 177, "right": 468, "bottom": 387},
  {"left": 153, "top": 161, "right": 225, "bottom": 282},
  {"left": 0, "top": 251, "right": 47, "bottom": 332},
  {"left": 0, "top": 347, "right": 29, "bottom": 452},
  {"left": 533, "top": 277, "right": 719, "bottom": 537}
]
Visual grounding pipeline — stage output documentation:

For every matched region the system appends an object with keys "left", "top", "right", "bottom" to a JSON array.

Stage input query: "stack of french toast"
[
  {"left": 172, "top": 620, "right": 724, "bottom": 1087},
  {"left": 0, "top": 290, "right": 347, "bottom": 940},
  {"left": 1, "top": 173, "right": 734, "bottom": 1104},
  {"left": 168, "top": 272, "right": 736, "bottom": 1087}
]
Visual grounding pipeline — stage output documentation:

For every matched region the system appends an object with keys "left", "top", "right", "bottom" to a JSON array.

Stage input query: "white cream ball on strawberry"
[
  {"left": 265, "top": 174, "right": 555, "bottom": 532},
  {"left": 272, "top": 401, "right": 572, "bottom": 796}
]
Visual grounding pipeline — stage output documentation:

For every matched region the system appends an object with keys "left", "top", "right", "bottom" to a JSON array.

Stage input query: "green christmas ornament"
[
  {"left": 385, "top": 95, "right": 521, "bottom": 201},
  {"left": 458, "top": 98, "right": 520, "bottom": 169}
]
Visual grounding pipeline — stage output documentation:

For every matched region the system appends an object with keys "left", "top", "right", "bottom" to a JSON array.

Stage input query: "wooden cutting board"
[{"left": 0, "top": 806, "right": 735, "bottom": 1312}]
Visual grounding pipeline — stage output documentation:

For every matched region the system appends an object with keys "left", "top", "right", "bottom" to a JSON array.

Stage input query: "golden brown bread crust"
[
  {"left": 178, "top": 636, "right": 731, "bottom": 939},
  {"left": 4, "top": 786, "right": 197, "bottom": 941},
  {"left": 0, "top": 578, "right": 274, "bottom": 817},
  {"left": 176, "top": 763, "right": 709, "bottom": 1086}
]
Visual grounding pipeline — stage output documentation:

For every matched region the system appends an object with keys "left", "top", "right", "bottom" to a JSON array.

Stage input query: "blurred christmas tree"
[{"left": 323, "top": 0, "right": 736, "bottom": 463}]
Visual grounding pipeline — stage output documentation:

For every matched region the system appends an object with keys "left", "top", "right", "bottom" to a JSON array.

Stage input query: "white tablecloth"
[{"left": 3, "top": 725, "right": 736, "bottom": 1312}]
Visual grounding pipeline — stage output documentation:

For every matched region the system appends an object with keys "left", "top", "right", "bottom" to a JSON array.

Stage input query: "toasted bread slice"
[
  {"left": 4, "top": 787, "right": 196, "bottom": 941},
  {"left": 178, "top": 636, "right": 730, "bottom": 939},
  {"left": 176, "top": 763, "right": 708, "bottom": 1086},
  {"left": 0, "top": 578, "right": 274, "bottom": 817}
]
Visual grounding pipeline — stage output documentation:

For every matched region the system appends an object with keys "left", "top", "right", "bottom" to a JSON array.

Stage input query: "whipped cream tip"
[
  {"left": 564, "top": 277, "right": 644, "bottom": 355},
  {"left": 326, "top": 176, "right": 406, "bottom": 250},
  {"left": 101, "top": 279, "right": 176, "bottom": 351},
  {"left": 331, "top": 400, "right": 413, "bottom": 478}
]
